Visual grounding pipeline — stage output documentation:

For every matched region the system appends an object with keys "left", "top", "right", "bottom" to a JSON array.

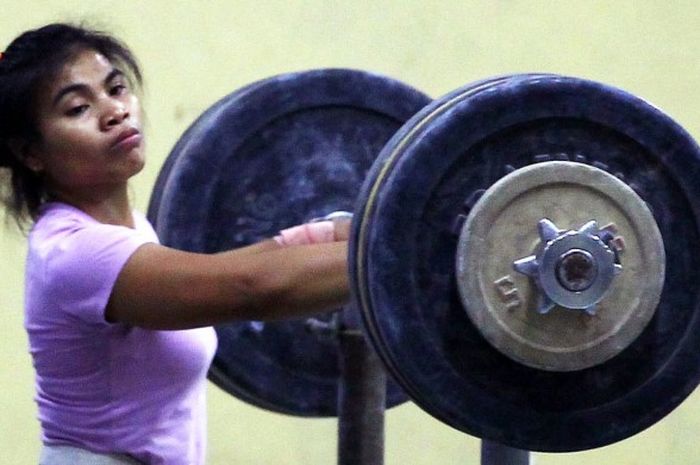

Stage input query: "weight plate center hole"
[{"left": 556, "top": 248, "right": 597, "bottom": 292}]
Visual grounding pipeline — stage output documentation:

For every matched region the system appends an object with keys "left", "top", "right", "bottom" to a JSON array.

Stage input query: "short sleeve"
[{"left": 42, "top": 221, "right": 155, "bottom": 325}]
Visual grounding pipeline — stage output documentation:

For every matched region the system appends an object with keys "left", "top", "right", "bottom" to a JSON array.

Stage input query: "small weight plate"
[
  {"left": 456, "top": 161, "right": 665, "bottom": 371},
  {"left": 149, "top": 69, "right": 431, "bottom": 416},
  {"left": 351, "top": 74, "right": 700, "bottom": 451}
]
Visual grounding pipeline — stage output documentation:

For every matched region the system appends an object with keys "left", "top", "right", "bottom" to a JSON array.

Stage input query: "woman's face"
[{"left": 26, "top": 48, "right": 144, "bottom": 198}]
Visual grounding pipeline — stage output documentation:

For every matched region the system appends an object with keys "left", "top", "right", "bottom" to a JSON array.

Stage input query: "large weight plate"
[
  {"left": 351, "top": 74, "right": 700, "bottom": 450},
  {"left": 149, "top": 69, "right": 431, "bottom": 416}
]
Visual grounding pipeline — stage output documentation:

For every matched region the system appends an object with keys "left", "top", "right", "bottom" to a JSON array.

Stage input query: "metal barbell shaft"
[
  {"left": 481, "top": 440, "right": 530, "bottom": 465},
  {"left": 338, "top": 307, "right": 387, "bottom": 465}
]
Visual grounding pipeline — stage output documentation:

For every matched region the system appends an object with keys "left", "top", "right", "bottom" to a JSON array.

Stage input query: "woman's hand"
[
  {"left": 324, "top": 211, "right": 353, "bottom": 242},
  {"left": 330, "top": 216, "right": 351, "bottom": 241},
  {"left": 274, "top": 212, "right": 353, "bottom": 245}
]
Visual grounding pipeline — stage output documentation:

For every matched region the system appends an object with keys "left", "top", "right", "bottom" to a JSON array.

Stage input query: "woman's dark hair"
[{"left": 0, "top": 23, "right": 142, "bottom": 230}]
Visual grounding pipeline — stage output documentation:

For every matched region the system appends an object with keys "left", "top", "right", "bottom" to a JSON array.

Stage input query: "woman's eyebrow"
[
  {"left": 105, "top": 68, "right": 124, "bottom": 84},
  {"left": 51, "top": 68, "right": 125, "bottom": 106}
]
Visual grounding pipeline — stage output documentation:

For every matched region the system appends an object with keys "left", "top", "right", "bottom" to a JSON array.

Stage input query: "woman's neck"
[{"left": 50, "top": 185, "right": 135, "bottom": 228}]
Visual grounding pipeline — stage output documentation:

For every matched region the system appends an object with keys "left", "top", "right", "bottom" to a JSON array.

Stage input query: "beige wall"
[{"left": 2, "top": 1, "right": 699, "bottom": 463}]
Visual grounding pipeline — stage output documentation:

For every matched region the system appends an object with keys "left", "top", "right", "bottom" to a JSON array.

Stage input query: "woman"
[{"left": 0, "top": 23, "right": 350, "bottom": 465}]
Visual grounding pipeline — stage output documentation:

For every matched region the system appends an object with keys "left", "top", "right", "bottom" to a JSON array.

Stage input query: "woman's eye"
[
  {"left": 110, "top": 84, "right": 127, "bottom": 96},
  {"left": 66, "top": 105, "right": 89, "bottom": 116}
]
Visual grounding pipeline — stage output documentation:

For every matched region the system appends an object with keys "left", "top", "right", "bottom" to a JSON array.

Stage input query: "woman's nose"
[{"left": 101, "top": 100, "right": 130, "bottom": 129}]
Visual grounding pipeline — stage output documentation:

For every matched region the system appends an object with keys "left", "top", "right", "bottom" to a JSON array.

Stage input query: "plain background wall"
[{"left": 1, "top": 1, "right": 699, "bottom": 463}]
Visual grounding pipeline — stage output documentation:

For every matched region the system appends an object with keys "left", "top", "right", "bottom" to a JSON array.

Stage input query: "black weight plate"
[
  {"left": 352, "top": 73, "right": 555, "bottom": 396},
  {"left": 351, "top": 74, "right": 700, "bottom": 450},
  {"left": 148, "top": 78, "right": 276, "bottom": 223},
  {"left": 149, "top": 69, "right": 431, "bottom": 416}
]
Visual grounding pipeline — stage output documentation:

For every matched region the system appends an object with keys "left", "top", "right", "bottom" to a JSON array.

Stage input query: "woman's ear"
[{"left": 8, "top": 138, "right": 44, "bottom": 173}]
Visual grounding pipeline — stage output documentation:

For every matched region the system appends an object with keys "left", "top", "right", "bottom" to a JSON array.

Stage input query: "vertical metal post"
[
  {"left": 337, "top": 307, "right": 387, "bottom": 465},
  {"left": 481, "top": 440, "right": 530, "bottom": 465}
]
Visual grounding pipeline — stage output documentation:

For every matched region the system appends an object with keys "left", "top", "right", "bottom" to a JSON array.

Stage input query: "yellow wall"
[{"left": 1, "top": 1, "right": 699, "bottom": 463}]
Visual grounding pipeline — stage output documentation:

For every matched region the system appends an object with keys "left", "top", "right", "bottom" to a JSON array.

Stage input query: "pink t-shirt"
[{"left": 24, "top": 202, "right": 217, "bottom": 465}]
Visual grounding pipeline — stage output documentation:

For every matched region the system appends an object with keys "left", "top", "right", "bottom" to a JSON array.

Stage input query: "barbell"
[{"left": 148, "top": 70, "right": 700, "bottom": 452}]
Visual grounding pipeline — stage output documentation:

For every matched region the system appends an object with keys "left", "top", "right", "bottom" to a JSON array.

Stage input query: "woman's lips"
[{"left": 111, "top": 128, "right": 142, "bottom": 152}]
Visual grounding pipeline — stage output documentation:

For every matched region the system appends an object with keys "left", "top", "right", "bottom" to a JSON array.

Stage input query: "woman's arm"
[{"left": 105, "top": 240, "right": 349, "bottom": 330}]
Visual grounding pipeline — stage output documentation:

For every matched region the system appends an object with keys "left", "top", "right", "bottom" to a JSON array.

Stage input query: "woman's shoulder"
[
  {"left": 28, "top": 202, "right": 96, "bottom": 251},
  {"left": 31, "top": 202, "right": 155, "bottom": 239},
  {"left": 28, "top": 202, "right": 157, "bottom": 261},
  {"left": 32, "top": 201, "right": 96, "bottom": 233}
]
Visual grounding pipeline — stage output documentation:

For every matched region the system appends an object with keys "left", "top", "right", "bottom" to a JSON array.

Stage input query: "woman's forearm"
[{"left": 106, "top": 241, "right": 349, "bottom": 330}]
